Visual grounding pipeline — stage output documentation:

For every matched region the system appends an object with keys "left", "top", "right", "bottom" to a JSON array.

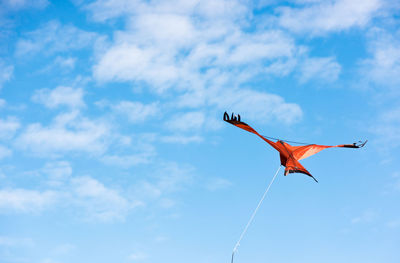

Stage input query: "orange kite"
[{"left": 224, "top": 112, "right": 366, "bottom": 182}]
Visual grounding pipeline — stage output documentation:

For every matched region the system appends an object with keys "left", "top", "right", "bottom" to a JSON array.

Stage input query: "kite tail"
[{"left": 231, "top": 165, "right": 281, "bottom": 263}]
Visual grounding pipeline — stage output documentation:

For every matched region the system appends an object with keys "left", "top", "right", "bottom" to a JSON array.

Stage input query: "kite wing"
[
  {"left": 223, "top": 112, "right": 281, "bottom": 150},
  {"left": 292, "top": 140, "right": 367, "bottom": 161}
]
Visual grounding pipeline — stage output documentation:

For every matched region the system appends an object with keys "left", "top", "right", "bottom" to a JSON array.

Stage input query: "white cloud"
[
  {"left": 54, "top": 56, "right": 76, "bottom": 69},
  {"left": 351, "top": 209, "right": 377, "bottom": 224},
  {"left": 131, "top": 13, "right": 197, "bottom": 47},
  {"left": 16, "top": 20, "right": 98, "bottom": 56},
  {"left": 165, "top": 111, "right": 205, "bottom": 132},
  {"left": 360, "top": 28, "right": 400, "bottom": 89},
  {"left": 43, "top": 161, "right": 72, "bottom": 186},
  {"left": 205, "top": 87, "right": 303, "bottom": 124},
  {"left": 161, "top": 135, "right": 203, "bottom": 144},
  {"left": 194, "top": 0, "right": 249, "bottom": 19},
  {"left": 299, "top": 56, "right": 341, "bottom": 83},
  {"left": 0, "top": 116, "right": 20, "bottom": 139},
  {"left": 371, "top": 106, "right": 400, "bottom": 150},
  {"left": 364, "top": 28, "right": 400, "bottom": 152},
  {"left": 128, "top": 251, "right": 148, "bottom": 261},
  {"left": 0, "top": 236, "right": 34, "bottom": 247},
  {"left": 0, "top": 60, "right": 13, "bottom": 89},
  {"left": 394, "top": 177, "right": 400, "bottom": 192},
  {"left": 43, "top": 161, "right": 72, "bottom": 178},
  {"left": 112, "top": 101, "right": 159, "bottom": 123},
  {"left": 93, "top": 29, "right": 298, "bottom": 90},
  {"left": 40, "top": 258, "right": 63, "bottom": 263},
  {"left": 152, "top": 163, "right": 194, "bottom": 192},
  {"left": 0, "top": 188, "right": 57, "bottom": 213},
  {"left": 32, "top": 86, "right": 85, "bottom": 109},
  {"left": 174, "top": 87, "right": 302, "bottom": 125},
  {"left": 101, "top": 151, "right": 155, "bottom": 168},
  {"left": 0, "top": 145, "right": 12, "bottom": 159},
  {"left": 0, "top": 0, "right": 48, "bottom": 10},
  {"left": 16, "top": 111, "right": 111, "bottom": 156},
  {"left": 89, "top": 0, "right": 304, "bottom": 128},
  {"left": 0, "top": 174, "right": 144, "bottom": 222},
  {"left": 35, "top": 57, "right": 78, "bottom": 75},
  {"left": 0, "top": 98, "right": 5, "bottom": 108},
  {"left": 386, "top": 219, "right": 400, "bottom": 228},
  {"left": 226, "top": 31, "right": 295, "bottom": 64},
  {"left": 205, "top": 177, "right": 232, "bottom": 191},
  {"left": 52, "top": 243, "right": 75, "bottom": 255},
  {"left": 84, "top": 0, "right": 142, "bottom": 22},
  {"left": 277, "top": 0, "right": 382, "bottom": 35},
  {"left": 71, "top": 176, "right": 133, "bottom": 222},
  {"left": 134, "top": 162, "right": 194, "bottom": 205},
  {"left": 154, "top": 235, "right": 168, "bottom": 243},
  {"left": 93, "top": 43, "right": 181, "bottom": 89},
  {"left": 85, "top": 0, "right": 249, "bottom": 22}
]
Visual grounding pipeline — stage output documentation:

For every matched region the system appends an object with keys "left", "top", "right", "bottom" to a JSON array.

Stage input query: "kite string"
[
  {"left": 231, "top": 165, "right": 282, "bottom": 263},
  {"left": 261, "top": 134, "right": 311, "bottom": 145}
]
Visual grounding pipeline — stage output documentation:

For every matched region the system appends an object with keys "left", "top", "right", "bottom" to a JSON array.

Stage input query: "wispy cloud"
[
  {"left": 0, "top": 60, "right": 13, "bottom": 89},
  {"left": 370, "top": 106, "right": 400, "bottom": 150},
  {"left": 299, "top": 56, "right": 341, "bottom": 83},
  {"left": 0, "top": 170, "right": 144, "bottom": 222},
  {"left": 42, "top": 161, "right": 72, "bottom": 186},
  {"left": 15, "top": 111, "right": 111, "bottom": 156},
  {"left": 386, "top": 219, "right": 400, "bottom": 228},
  {"left": 128, "top": 251, "right": 148, "bottom": 261},
  {"left": 0, "top": 116, "right": 20, "bottom": 139},
  {"left": 0, "top": 236, "right": 34, "bottom": 247},
  {"left": 205, "top": 177, "right": 232, "bottom": 191},
  {"left": 16, "top": 20, "right": 99, "bottom": 57},
  {"left": 71, "top": 176, "right": 134, "bottom": 222},
  {"left": 51, "top": 243, "right": 75, "bottom": 256},
  {"left": 112, "top": 101, "right": 159, "bottom": 123},
  {"left": 165, "top": 111, "right": 205, "bottom": 132},
  {"left": 88, "top": 0, "right": 305, "bottom": 128},
  {"left": 133, "top": 162, "right": 195, "bottom": 207},
  {"left": 93, "top": 26, "right": 298, "bottom": 90},
  {"left": 32, "top": 86, "right": 85, "bottom": 109},
  {"left": 351, "top": 209, "right": 377, "bottom": 224},
  {"left": 0, "top": 145, "right": 12, "bottom": 159},
  {"left": 277, "top": 0, "right": 382, "bottom": 35},
  {"left": 84, "top": 0, "right": 249, "bottom": 23},
  {"left": 37, "top": 56, "right": 77, "bottom": 73},
  {"left": 0, "top": 0, "right": 48, "bottom": 11},
  {"left": 160, "top": 135, "right": 203, "bottom": 144},
  {"left": 359, "top": 27, "right": 400, "bottom": 89},
  {"left": 205, "top": 87, "right": 303, "bottom": 124},
  {"left": 101, "top": 151, "right": 155, "bottom": 168},
  {"left": 0, "top": 188, "right": 58, "bottom": 213}
]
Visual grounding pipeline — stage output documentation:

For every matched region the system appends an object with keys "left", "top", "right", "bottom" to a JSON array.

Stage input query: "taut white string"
[{"left": 231, "top": 165, "right": 281, "bottom": 263}]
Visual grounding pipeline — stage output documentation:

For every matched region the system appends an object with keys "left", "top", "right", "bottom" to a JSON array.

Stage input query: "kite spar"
[{"left": 224, "top": 112, "right": 366, "bottom": 263}]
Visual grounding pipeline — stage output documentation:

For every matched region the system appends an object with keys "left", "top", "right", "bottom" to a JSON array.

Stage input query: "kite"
[
  {"left": 223, "top": 112, "right": 367, "bottom": 182},
  {"left": 224, "top": 112, "right": 366, "bottom": 263}
]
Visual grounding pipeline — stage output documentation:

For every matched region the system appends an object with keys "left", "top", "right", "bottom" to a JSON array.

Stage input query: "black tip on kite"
[
  {"left": 359, "top": 140, "right": 368, "bottom": 148},
  {"left": 343, "top": 140, "right": 368, "bottom": 148},
  {"left": 223, "top": 112, "right": 229, "bottom": 121},
  {"left": 223, "top": 111, "right": 244, "bottom": 124}
]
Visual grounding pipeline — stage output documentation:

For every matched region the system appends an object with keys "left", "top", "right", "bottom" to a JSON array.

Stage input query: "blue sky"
[{"left": 0, "top": 0, "right": 400, "bottom": 262}]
